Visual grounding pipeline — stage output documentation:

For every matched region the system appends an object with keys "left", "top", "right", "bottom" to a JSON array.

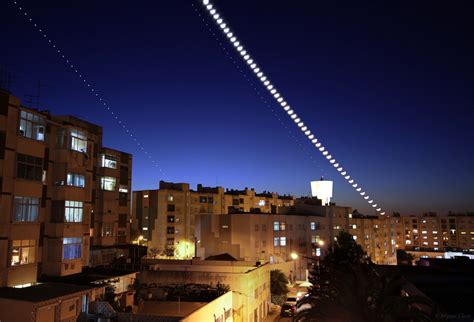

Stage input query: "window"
[
  {"left": 119, "top": 185, "right": 128, "bottom": 193},
  {"left": 167, "top": 227, "right": 175, "bottom": 234},
  {"left": 168, "top": 195, "right": 174, "bottom": 202},
  {"left": 167, "top": 204, "right": 175, "bottom": 212},
  {"left": 310, "top": 222, "right": 319, "bottom": 230},
  {"left": 258, "top": 200, "right": 265, "bottom": 206},
  {"left": 13, "top": 196, "right": 39, "bottom": 222},
  {"left": 273, "top": 221, "right": 279, "bottom": 231},
  {"left": 100, "top": 154, "right": 117, "bottom": 168},
  {"left": 70, "top": 129, "right": 87, "bottom": 152},
  {"left": 280, "top": 222, "right": 286, "bottom": 231},
  {"left": 167, "top": 215, "right": 175, "bottom": 223},
  {"left": 100, "top": 176, "right": 116, "bottom": 191},
  {"left": 118, "top": 213, "right": 127, "bottom": 228},
  {"left": 274, "top": 237, "right": 279, "bottom": 247},
  {"left": 119, "top": 192, "right": 127, "bottom": 206},
  {"left": 11, "top": 240, "right": 36, "bottom": 266},
  {"left": 199, "top": 196, "right": 207, "bottom": 203},
  {"left": 280, "top": 237, "right": 287, "bottom": 246},
  {"left": 17, "top": 153, "right": 43, "bottom": 181},
  {"left": 19, "top": 110, "right": 46, "bottom": 141},
  {"left": 208, "top": 196, "right": 214, "bottom": 204},
  {"left": 67, "top": 173, "right": 85, "bottom": 188},
  {"left": 65, "top": 201, "right": 83, "bottom": 222},
  {"left": 311, "top": 235, "right": 320, "bottom": 244},
  {"left": 63, "top": 237, "right": 82, "bottom": 260},
  {"left": 167, "top": 238, "right": 174, "bottom": 246},
  {"left": 102, "top": 223, "right": 114, "bottom": 237}
]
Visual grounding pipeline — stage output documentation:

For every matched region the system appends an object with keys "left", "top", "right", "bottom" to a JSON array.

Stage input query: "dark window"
[
  {"left": 239, "top": 198, "right": 244, "bottom": 204},
  {"left": 167, "top": 204, "right": 175, "bottom": 212},
  {"left": 167, "top": 227, "right": 175, "bottom": 234},
  {"left": 167, "top": 215, "right": 175, "bottom": 223},
  {"left": 120, "top": 153, "right": 129, "bottom": 164},
  {"left": 167, "top": 238, "right": 174, "bottom": 246},
  {"left": 118, "top": 213, "right": 127, "bottom": 228},
  {"left": 51, "top": 200, "right": 65, "bottom": 222},
  {"left": 17, "top": 153, "right": 43, "bottom": 181},
  {"left": 233, "top": 199, "right": 239, "bottom": 206},
  {"left": 119, "top": 192, "right": 127, "bottom": 206},
  {"left": 199, "top": 196, "right": 207, "bottom": 203},
  {"left": 208, "top": 196, "right": 214, "bottom": 204},
  {"left": 119, "top": 166, "right": 128, "bottom": 185}
]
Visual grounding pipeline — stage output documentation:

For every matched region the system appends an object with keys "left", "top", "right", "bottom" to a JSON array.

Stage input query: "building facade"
[
  {"left": 195, "top": 201, "right": 398, "bottom": 269},
  {"left": 0, "top": 90, "right": 132, "bottom": 287},
  {"left": 132, "top": 181, "right": 295, "bottom": 259}
]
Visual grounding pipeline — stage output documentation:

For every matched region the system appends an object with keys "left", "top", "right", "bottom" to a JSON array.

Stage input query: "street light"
[{"left": 290, "top": 252, "right": 298, "bottom": 260}]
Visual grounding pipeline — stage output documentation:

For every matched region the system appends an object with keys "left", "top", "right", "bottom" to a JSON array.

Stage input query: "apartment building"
[
  {"left": 195, "top": 200, "right": 397, "bottom": 268},
  {"left": 132, "top": 181, "right": 295, "bottom": 259},
  {"left": 396, "top": 213, "right": 474, "bottom": 252},
  {"left": 0, "top": 90, "right": 131, "bottom": 287}
]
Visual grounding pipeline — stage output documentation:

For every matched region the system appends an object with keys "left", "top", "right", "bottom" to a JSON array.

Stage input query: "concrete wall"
[{"left": 181, "top": 291, "right": 233, "bottom": 322}]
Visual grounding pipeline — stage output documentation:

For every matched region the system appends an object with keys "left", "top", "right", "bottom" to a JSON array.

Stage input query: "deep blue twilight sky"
[{"left": 1, "top": 1, "right": 473, "bottom": 215}]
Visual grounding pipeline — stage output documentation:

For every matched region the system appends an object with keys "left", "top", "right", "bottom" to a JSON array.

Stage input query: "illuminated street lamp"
[
  {"left": 290, "top": 252, "right": 299, "bottom": 260},
  {"left": 137, "top": 235, "right": 144, "bottom": 246}
]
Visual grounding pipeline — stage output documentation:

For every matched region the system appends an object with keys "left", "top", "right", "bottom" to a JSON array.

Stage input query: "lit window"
[
  {"left": 11, "top": 240, "right": 36, "bottom": 266},
  {"left": 273, "top": 221, "right": 279, "bottom": 231},
  {"left": 144, "top": 194, "right": 149, "bottom": 198},
  {"left": 19, "top": 110, "right": 45, "bottom": 141},
  {"left": 100, "top": 176, "right": 116, "bottom": 191},
  {"left": 222, "top": 225, "right": 229, "bottom": 229},
  {"left": 168, "top": 195, "right": 174, "bottom": 202},
  {"left": 119, "top": 185, "right": 128, "bottom": 193},
  {"left": 310, "top": 222, "right": 317, "bottom": 230},
  {"left": 65, "top": 201, "right": 83, "bottom": 222},
  {"left": 67, "top": 173, "right": 85, "bottom": 188},
  {"left": 353, "top": 235, "right": 357, "bottom": 240},
  {"left": 258, "top": 200, "right": 265, "bottom": 206},
  {"left": 63, "top": 237, "right": 82, "bottom": 260},
  {"left": 280, "top": 222, "right": 286, "bottom": 231},
  {"left": 13, "top": 196, "right": 39, "bottom": 222},
  {"left": 273, "top": 237, "right": 279, "bottom": 247},
  {"left": 421, "top": 230, "right": 427, "bottom": 234},
  {"left": 422, "top": 242, "right": 428, "bottom": 246},
  {"left": 280, "top": 237, "right": 286, "bottom": 246},
  {"left": 311, "top": 235, "right": 320, "bottom": 244},
  {"left": 70, "top": 129, "right": 87, "bottom": 152},
  {"left": 100, "top": 154, "right": 117, "bottom": 168},
  {"left": 352, "top": 224, "right": 357, "bottom": 229},
  {"left": 405, "top": 240, "right": 412, "bottom": 245},
  {"left": 433, "top": 242, "right": 438, "bottom": 245},
  {"left": 433, "top": 231, "right": 438, "bottom": 234}
]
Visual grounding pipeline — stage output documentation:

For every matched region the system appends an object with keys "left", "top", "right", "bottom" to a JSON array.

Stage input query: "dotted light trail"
[
  {"left": 12, "top": 1, "right": 166, "bottom": 178},
  {"left": 201, "top": 0, "right": 385, "bottom": 215},
  {"left": 190, "top": 3, "right": 328, "bottom": 179}
]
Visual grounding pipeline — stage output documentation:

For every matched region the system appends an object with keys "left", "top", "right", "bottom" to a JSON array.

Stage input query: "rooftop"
[{"left": 0, "top": 283, "right": 95, "bottom": 303}]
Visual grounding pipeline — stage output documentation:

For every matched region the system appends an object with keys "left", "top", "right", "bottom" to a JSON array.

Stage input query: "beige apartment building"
[
  {"left": 0, "top": 90, "right": 131, "bottom": 287},
  {"left": 195, "top": 200, "right": 397, "bottom": 271},
  {"left": 393, "top": 213, "right": 474, "bottom": 252},
  {"left": 132, "top": 181, "right": 295, "bottom": 259}
]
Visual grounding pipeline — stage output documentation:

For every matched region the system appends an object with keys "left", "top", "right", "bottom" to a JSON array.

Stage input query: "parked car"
[{"left": 280, "top": 302, "right": 297, "bottom": 317}]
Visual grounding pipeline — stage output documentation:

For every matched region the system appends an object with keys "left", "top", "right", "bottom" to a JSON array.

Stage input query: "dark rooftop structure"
[{"left": 0, "top": 283, "right": 94, "bottom": 303}]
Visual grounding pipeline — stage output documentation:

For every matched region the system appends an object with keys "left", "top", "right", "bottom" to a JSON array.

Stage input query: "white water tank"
[{"left": 310, "top": 179, "right": 333, "bottom": 205}]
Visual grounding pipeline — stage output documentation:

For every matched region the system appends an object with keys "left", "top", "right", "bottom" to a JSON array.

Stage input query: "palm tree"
[
  {"left": 294, "top": 231, "right": 436, "bottom": 322},
  {"left": 271, "top": 269, "right": 289, "bottom": 306}
]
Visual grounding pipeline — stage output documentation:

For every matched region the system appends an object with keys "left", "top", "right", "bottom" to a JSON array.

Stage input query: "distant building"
[
  {"left": 392, "top": 213, "right": 474, "bottom": 253},
  {"left": 195, "top": 200, "right": 397, "bottom": 277},
  {"left": 132, "top": 181, "right": 295, "bottom": 258},
  {"left": 0, "top": 90, "right": 132, "bottom": 287}
]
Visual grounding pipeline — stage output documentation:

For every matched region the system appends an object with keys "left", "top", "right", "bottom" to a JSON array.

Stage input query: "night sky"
[{"left": 1, "top": 1, "right": 473, "bottom": 215}]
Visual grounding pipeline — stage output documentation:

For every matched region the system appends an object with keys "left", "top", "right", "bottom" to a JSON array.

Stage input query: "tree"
[
  {"left": 295, "top": 231, "right": 435, "bottom": 322},
  {"left": 148, "top": 247, "right": 160, "bottom": 258},
  {"left": 396, "top": 249, "right": 414, "bottom": 266},
  {"left": 270, "top": 269, "right": 289, "bottom": 306}
]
